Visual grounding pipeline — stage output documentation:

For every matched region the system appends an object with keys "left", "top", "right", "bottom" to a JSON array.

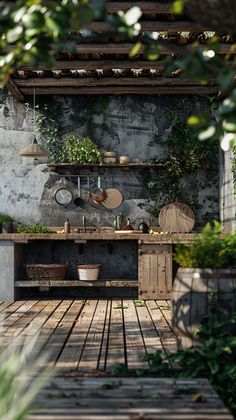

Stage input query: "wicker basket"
[{"left": 25, "top": 264, "right": 68, "bottom": 280}]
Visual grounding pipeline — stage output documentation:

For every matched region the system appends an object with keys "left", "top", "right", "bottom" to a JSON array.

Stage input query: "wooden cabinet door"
[{"left": 138, "top": 243, "right": 172, "bottom": 299}]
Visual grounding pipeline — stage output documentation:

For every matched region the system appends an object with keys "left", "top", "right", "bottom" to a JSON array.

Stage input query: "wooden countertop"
[{"left": 0, "top": 232, "right": 198, "bottom": 243}]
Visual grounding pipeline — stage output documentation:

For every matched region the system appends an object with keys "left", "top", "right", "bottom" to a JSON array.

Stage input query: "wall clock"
[{"left": 54, "top": 188, "right": 73, "bottom": 206}]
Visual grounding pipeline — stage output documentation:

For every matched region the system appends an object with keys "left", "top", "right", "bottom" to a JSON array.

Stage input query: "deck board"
[
  {"left": 27, "top": 377, "right": 234, "bottom": 420},
  {"left": 0, "top": 299, "right": 177, "bottom": 372}
]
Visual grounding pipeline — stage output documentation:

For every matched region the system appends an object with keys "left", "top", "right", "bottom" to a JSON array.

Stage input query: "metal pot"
[{"left": 137, "top": 217, "right": 151, "bottom": 233}]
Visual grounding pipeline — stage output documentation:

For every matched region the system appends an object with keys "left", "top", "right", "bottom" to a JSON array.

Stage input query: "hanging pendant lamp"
[{"left": 19, "top": 88, "right": 50, "bottom": 158}]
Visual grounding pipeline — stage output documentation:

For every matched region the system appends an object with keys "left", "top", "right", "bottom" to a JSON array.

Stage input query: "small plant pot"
[
  {"left": 2, "top": 222, "right": 13, "bottom": 233},
  {"left": 77, "top": 264, "right": 101, "bottom": 281}
]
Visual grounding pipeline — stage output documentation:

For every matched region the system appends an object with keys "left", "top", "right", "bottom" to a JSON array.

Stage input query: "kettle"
[{"left": 138, "top": 217, "right": 151, "bottom": 233}]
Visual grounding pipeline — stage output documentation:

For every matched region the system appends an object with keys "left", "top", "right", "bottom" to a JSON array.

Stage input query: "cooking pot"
[{"left": 137, "top": 217, "right": 151, "bottom": 233}]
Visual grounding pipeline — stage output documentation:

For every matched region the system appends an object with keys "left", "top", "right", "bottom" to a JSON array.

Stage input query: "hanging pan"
[
  {"left": 102, "top": 188, "right": 123, "bottom": 209},
  {"left": 74, "top": 176, "right": 83, "bottom": 207},
  {"left": 90, "top": 176, "right": 107, "bottom": 203}
]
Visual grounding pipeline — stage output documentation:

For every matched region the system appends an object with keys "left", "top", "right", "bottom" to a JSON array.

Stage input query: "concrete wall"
[
  {"left": 0, "top": 90, "right": 219, "bottom": 229},
  {"left": 220, "top": 149, "right": 236, "bottom": 232}
]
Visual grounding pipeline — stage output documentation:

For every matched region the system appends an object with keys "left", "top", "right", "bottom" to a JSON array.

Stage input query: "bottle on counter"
[{"left": 64, "top": 217, "right": 70, "bottom": 234}]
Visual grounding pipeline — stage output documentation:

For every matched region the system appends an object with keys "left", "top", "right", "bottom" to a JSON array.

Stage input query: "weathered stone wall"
[
  {"left": 220, "top": 149, "right": 236, "bottom": 232},
  {"left": 0, "top": 90, "right": 219, "bottom": 229}
]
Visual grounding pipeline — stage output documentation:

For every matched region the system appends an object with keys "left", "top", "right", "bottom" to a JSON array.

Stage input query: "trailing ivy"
[
  {"left": 145, "top": 98, "right": 219, "bottom": 223},
  {"left": 71, "top": 96, "right": 112, "bottom": 140}
]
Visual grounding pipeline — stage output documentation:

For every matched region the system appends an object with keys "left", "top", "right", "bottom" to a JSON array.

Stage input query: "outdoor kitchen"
[{"left": 0, "top": 92, "right": 222, "bottom": 301}]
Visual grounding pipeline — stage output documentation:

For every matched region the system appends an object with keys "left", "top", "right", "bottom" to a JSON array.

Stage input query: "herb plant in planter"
[
  {"left": 0, "top": 214, "right": 14, "bottom": 233},
  {"left": 172, "top": 221, "right": 236, "bottom": 349},
  {"left": 62, "top": 132, "right": 103, "bottom": 164}
]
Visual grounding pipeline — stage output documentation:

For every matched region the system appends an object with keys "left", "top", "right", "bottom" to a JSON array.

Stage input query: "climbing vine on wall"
[
  {"left": 71, "top": 96, "right": 112, "bottom": 140},
  {"left": 145, "top": 98, "right": 219, "bottom": 223},
  {"left": 231, "top": 146, "right": 236, "bottom": 195}
]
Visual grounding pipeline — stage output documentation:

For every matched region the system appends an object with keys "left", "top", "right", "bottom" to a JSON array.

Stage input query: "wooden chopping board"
[{"left": 158, "top": 202, "right": 195, "bottom": 233}]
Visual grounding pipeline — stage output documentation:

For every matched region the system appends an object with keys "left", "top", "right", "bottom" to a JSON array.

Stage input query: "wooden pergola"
[{"left": 7, "top": 1, "right": 235, "bottom": 102}]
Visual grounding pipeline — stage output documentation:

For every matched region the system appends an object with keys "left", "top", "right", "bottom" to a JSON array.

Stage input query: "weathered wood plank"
[
  {"left": 136, "top": 303, "right": 164, "bottom": 357},
  {"left": 123, "top": 299, "right": 149, "bottom": 370},
  {"left": 98, "top": 300, "right": 111, "bottom": 371},
  {"left": 3, "top": 300, "right": 50, "bottom": 337},
  {"left": 15, "top": 280, "right": 138, "bottom": 287},
  {"left": 44, "top": 300, "right": 86, "bottom": 367},
  {"left": 89, "top": 20, "right": 210, "bottom": 33},
  {"left": 18, "top": 60, "right": 167, "bottom": 71},
  {"left": 106, "top": 300, "right": 126, "bottom": 370},
  {"left": 16, "top": 77, "right": 217, "bottom": 87},
  {"left": 146, "top": 300, "right": 178, "bottom": 356},
  {"left": 79, "top": 300, "right": 108, "bottom": 371},
  {"left": 106, "top": 2, "right": 172, "bottom": 14},
  {"left": 27, "top": 377, "right": 234, "bottom": 420},
  {"left": 20, "top": 86, "right": 219, "bottom": 95},
  {"left": 57, "top": 300, "right": 97, "bottom": 371},
  {"left": 6, "top": 77, "right": 25, "bottom": 102}
]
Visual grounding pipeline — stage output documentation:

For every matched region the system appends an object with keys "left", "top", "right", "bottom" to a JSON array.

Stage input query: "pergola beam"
[
  {"left": 16, "top": 77, "right": 216, "bottom": 87},
  {"left": 20, "top": 86, "right": 218, "bottom": 95},
  {"left": 89, "top": 20, "right": 211, "bottom": 33},
  {"left": 6, "top": 77, "right": 25, "bottom": 102},
  {"left": 106, "top": 2, "right": 172, "bottom": 14},
  {"left": 71, "top": 43, "right": 234, "bottom": 55}
]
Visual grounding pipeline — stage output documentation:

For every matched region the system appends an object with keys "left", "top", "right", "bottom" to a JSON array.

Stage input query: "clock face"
[{"left": 55, "top": 188, "right": 73, "bottom": 206}]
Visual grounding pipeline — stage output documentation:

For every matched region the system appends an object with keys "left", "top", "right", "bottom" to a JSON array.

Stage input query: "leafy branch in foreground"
[
  {"left": 112, "top": 305, "right": 236, "bottom": 416},
  {"left": 0, "top": 329, "right": 55, "bottom": 420}
]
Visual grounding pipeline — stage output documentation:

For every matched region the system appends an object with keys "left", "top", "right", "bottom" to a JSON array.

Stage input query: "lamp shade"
[{"left": 19, "top": 137, "right": 50, "bottom": 158}]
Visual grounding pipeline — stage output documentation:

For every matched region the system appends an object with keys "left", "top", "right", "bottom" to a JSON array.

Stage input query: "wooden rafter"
[
  {"left": 20, "top": 86, "right": 218, "bottom": 95},
  {"left": 16, "top": 77, "right": 217, "bottom": 87},
  {"left": 106, "top": 2, "right": 172, "bottom": 14},
  {"left": 89, "top": 20, "right": 210, "bottom": 33},
  {"left": 6, "top": 77, "right": 25, "bottom": 102},
  {"left": 18, "top": 60, "right": 167, "bottom": 71},
  {"left": 71, "top": 43, "right": 234, "bottom": 55}
]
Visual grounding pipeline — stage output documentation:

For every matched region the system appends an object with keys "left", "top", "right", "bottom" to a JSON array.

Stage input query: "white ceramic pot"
[{"left": 77, "top": 264, "right": 101, "bottom": 281}]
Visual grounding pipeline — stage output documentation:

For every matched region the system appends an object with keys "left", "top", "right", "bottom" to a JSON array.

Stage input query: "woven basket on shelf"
[{"left": 25, "top": 264, "right": 68, "bottom": 280}]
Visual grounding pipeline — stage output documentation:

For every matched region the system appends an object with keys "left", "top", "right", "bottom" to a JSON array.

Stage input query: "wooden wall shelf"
[
  {"left": 48, "top": 163, "right": 163, "bottom": 170},
  {"left": 15, "top": 279, "right": 138, "bottom": 287}
]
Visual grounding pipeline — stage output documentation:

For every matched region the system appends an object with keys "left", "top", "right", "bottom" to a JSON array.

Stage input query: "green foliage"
[
  {"left": 112, "top": 304, "right": 236, "bottom": 416},
  {"left": 62, "top": 132, "right": 103, "bottom": 164},
  {"left": 17, "top": 225, "right": 54, "bottom": 233},
  {"left": 169, "top": 306, "right": 236, "bottom": 416},
  {"left": 34, "top": 102, "right": 62, "bottom": 163},
  {"left": 0, "top": 214, "right": 13, "bottom": 223},
  {"left": 146, "top": 101, "right": 219, "bottom": 221},
  {"left": 0, "top": 332, "right": 54, "bottom": 419},
  {"left": 174, "top": 221, "right": 236, "bottom": 268},
  {"left": 0, "top": 1, "right": 141, "bottom": 83}
]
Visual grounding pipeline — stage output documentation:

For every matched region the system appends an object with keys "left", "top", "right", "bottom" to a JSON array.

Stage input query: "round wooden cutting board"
[{"left": 158, "top": 202, "right": 195, "bottom": 233}]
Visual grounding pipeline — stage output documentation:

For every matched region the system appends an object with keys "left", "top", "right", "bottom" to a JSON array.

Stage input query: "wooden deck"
[
  {"left": 0, "top": 299, "right": 233, "bottom": 420},
  {"left": 0, "top": 299, "right": 176, "bottom": 373},
  {"left": 28, "top": 377, "right": 234, "bottom": 420}
]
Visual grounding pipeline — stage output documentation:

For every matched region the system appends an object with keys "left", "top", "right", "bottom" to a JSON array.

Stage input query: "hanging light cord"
[{"left": 33, "top": 87, "right": 36, "bottom": 137}]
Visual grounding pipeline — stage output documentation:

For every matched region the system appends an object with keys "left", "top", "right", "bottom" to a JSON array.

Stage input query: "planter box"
[{"left": 172, "top": 268, "right": 236, "bottom": 349}]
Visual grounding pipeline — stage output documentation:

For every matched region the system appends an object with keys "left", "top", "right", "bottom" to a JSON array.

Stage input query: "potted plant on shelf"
[
  {"left": 172, "top": 221, "right": 236, "bottom": 349},
  {"left": 62, "top": 132, "right": 103, "bottom": 164},
  {"left": 0, "top": 214, "right": 14, "bottom": 233}
]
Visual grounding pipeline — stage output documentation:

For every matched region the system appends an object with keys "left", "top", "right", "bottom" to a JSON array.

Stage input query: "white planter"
[{"left": 77, "top": 264, "right": 101, "bottom": 281}]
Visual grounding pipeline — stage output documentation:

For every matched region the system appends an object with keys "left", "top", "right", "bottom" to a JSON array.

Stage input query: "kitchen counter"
[
  {"left": 0, "top": 232, "right": 198, "bottom": 243},
  {"left": 0, "top": 231, "right": 197, "bottom": 301}
]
